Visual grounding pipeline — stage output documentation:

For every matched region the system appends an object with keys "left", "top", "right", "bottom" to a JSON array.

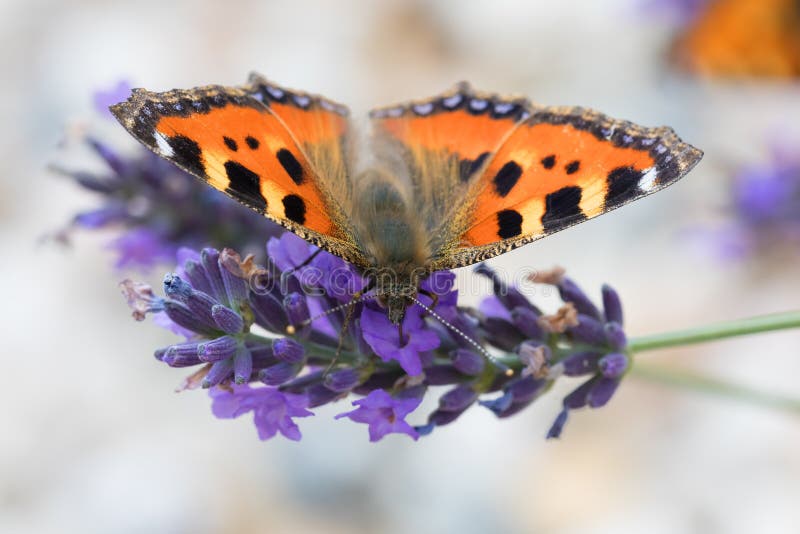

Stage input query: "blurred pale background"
[{"left": 2, "top": 0, "right": 800, "bottom": 533}]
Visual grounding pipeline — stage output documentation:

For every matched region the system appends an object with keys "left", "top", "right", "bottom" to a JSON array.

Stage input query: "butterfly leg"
[
  {"left": 325, "top": 278, "right": 376, "bottom": 375},
  {"left": 280, "top": 248, "right": 323, "bottom": 290},
  {"left": 417, "top": 288, "right": 439, "bottom": 317}
]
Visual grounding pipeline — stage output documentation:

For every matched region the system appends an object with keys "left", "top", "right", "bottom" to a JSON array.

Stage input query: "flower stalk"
[{"left": 627, "top": 310, "right": 800, "bottom": 353}]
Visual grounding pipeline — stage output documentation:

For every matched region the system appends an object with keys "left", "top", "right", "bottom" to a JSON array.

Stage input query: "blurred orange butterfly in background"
[{"left": 671, "top": 0, "right": 800, "bottom": 78}]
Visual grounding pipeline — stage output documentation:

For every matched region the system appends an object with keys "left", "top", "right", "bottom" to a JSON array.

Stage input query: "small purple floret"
[
  {"left": 272, "top": 338, "right": 305, "bottom": 364},
  {"left": 335, "top": 389, "right": 422, "bottom": 442},
  {"left": 360, "top": 306, "right": 439, "bottom": 376},
  {"left": 210, "top": 385, "right": 313, "bottom": 441}
]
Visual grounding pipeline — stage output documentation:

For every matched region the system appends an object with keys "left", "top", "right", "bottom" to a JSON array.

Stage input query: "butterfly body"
[
  {"left": 111, "top": 74, "right": 702, "bottom": 326},
  {"left": 344, "top": 170, "right": 434, "bottom": 323}
]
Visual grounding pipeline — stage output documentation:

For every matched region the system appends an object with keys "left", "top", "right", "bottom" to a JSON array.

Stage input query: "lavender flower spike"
[{"left": 122, "top": 231, "right": 634, "bottom": 442}]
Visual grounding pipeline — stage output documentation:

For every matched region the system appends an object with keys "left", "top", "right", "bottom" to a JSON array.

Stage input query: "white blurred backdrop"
[{"left": 2, "top": 0, "right": 799, "bottom": 533}]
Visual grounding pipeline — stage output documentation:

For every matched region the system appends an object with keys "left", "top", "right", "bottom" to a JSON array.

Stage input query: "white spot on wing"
[
  {"left": 469, "top": 98, "right": 488, "bottom": 111},
  {"left": 293, "top": 94, "right": 311, "bottom": 107},
  {"left": 494, "top": 102, "right": 513, "bottom": 114},
  {"left": 638, "top": 167, "right": 658, "bottom": 192},
  {"left": 154, "top": 132, "right": 174, "bottom": 158},
  {"left": 413, "top": 102, "right": 434, "bottom": 115},
  {"left": 267, "top": 86, "right": 285, "bottom": 99},
  {"left": 442, "top": 94, "right": 462, "bottom": 108}
]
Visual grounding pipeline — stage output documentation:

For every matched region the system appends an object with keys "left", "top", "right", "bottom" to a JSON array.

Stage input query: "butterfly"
[
  {"left": 670, "top": 0, "right": 800, "bottom": 78},
  {"left": 110, "top": 73, "right": 702, "bottom": 329}
]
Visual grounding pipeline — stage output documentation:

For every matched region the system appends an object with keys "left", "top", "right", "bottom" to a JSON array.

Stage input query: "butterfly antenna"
[
  {"left": 285, "top": 292, "right": 377, "bottom": 334},
  {"left": 410, "top": 296, "right": 514, "bottom": 377}
]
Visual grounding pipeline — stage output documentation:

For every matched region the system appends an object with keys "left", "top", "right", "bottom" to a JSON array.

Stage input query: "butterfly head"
[
  {"left": 377, "top": 292, "right": 412, "bottom": 325},
  {"left": 371, "top": 269, "right": 420, "bottom": 325}
]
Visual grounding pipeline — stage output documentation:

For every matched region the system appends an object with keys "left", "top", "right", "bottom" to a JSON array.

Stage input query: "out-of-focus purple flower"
[
  {"left": 210, "top": 384, "right": 313, "bottom": 441},
  {"left": 107, "top": 227, "right": 176, "bottom": 270},
  {"left": 93, "top": 80, "right": 132, "bottom": 119},
  {"left": 335, "top": 389, "right": 423, "bottom": 442},
  {"left": 699, "top": 143, "right": 800, "bottom": 262},
  {"left": 732, "top": 148, "right": 800, "bottom": 238},
  {"left": 640, "top": 0, "right": 710, "bottom": 26}
]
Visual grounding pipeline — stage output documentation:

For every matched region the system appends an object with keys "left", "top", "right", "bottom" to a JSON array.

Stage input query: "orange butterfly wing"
[
  {"left": 368, "top": 83, "right": 532, "bottom": 253},
  {"left": 430, "top": 106, "right": 703, "bottom": 269},
  {"left": 110, "top": 76, "right": 366, "bottom": 265},
  {"left": 370, "top": 84, "right": 701, "bottom": 271},
  {"left": 371, "top": 82, "right": 530, "bottom": 165}
]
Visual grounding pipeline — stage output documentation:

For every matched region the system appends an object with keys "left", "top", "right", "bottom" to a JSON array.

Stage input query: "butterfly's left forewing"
[
  {"left": 429, "top": 106, "right": 703, "bottom": 270},
  {"left": 110, "top": 77, "right": 368, "bottom": 266}
]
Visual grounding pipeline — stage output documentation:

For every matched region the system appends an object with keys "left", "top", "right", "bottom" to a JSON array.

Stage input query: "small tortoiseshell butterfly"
[{"left": 111, "top": 73, "right": 702, "bottom": 326}]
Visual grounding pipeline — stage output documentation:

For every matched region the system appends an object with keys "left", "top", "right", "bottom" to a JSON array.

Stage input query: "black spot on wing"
[
  {"left": 497, "top": 210, "right": 523, "bottom": 239},
  {"left": 277, "top": 148, "right": 304, "bottom": 185},
  {"left": 245, "top": 136, "right": 260, "bottom": 149},
  {"left": 459, "top": 152, "right": 490, "bottom": 182},
  {"left": 493, "top": 161, "right": 523, "bottom": 197},
  {"left": 224, "top": 160, "right": 266, "bottom": 211},
  {"left": 565, "top": 160, "right": 580, "bottom": 174},
  {"left": 167, "top": 135, "right": 205, "bottom": 177},
  {"left": 605, "top": 166, "right": 643, "bottom": 209},
  {"left": 223, "top": 136, "right": 238, "bottom": 151},
  {"left": 282, "top": 194, "right": 307, "bottom": 224},
  {"left": 541, "top": 154, "right": 556, "bottom": 169},
  {"left": 541, "top": 186, "right": 586, "bottom": 232}
]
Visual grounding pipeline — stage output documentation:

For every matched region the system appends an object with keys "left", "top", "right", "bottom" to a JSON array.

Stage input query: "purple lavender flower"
[
  {"left": 472, "top": 265, "right": 631, "bottom": 439},
  {"left": 335, "top": 388, "right": 423, "bottom": 442},
  {"left": 123, "top": 232, "right": 633, "bottom": 441},
  {"left": 546, "top": 280, "right": 630, "bottom": 439},
  {"left": 210, "top": 384, "right": 313, "bottom": 441}
]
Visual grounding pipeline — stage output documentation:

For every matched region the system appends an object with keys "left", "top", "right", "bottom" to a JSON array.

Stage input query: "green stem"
[
  {"left": 631, "top": 363, "right": 800, "bottom": 415},
  {"left": 627, "top": 310, "right": 800, "bottom": 353}
]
